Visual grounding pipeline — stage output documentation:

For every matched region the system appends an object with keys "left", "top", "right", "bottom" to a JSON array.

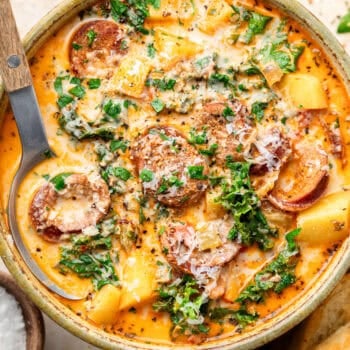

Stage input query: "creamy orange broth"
[{"left": 0, "top": 0, "right": 349, "bottom": 345}]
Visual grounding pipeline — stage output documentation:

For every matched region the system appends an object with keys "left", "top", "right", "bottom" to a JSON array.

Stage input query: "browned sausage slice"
[
  {"left": 30, "top": 173, "right": 111, "bottom": 240},
  {"left": 200, "top": 101, "right": 254, "bottom": 165},
  {"left": 160, "top": 221, "right": 240, "bottom": 276},
  {"left": 69, "top": 20, "right": 127, "bottom": 77},
  {"left": 268, "top": 144, "right": 329, "bottom": 212},
  {"left": 131, "top": 126, "right": 208, "bottom": 207}
]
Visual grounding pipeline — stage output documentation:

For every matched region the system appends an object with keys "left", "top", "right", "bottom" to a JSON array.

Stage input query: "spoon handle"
[{"left": 0, "top": 0, "right": 32, "bottom": 92}]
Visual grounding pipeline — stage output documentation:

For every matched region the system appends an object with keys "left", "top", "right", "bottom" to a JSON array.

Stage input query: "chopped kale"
[
  {"left": 209, "top": 307, "right": 258, "bottom": 328},
  {"left": 217, "top": 159, "right": 277, "bottom": 250},
  {"left": 236, "top": 228, "right": 301, "bottom": 303},
  {"left": 241, "top": 11, "right": 272, "bottom": 44},
  {"left": 153, "top": 275, "right": 209, "bottom": 337},
  {"left": 256, "top": 21, "right": 305, "bottom": 73},
  {"left": 59, "top": 234, "right": 119, "bottom": 290}
]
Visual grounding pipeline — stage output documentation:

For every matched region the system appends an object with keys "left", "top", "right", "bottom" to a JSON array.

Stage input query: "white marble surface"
[{"left": 2, "top": 0, "right": 350, "bottom": 349}]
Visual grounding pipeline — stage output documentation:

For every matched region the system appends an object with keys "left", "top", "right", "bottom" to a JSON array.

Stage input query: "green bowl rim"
[{"left": 0, "top": 0, "right": 350, "bottom": 349}]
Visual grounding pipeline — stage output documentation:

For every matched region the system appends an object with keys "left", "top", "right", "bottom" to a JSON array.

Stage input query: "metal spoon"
[{"left": 0, "top": 0, "right": 82, "bottom": 300}]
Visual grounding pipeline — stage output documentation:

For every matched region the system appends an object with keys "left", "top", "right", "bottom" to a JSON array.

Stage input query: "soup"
[{"left": 1, "top": 0, "right": 350, "bottom": 346}]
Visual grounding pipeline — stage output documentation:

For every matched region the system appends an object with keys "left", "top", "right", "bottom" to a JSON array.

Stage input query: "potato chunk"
[
  {"left": 205, "top": 188, "right": 226, "bottom": 220},
  {"left": 281, "top": 73, "right": 328, "bottom": 109},
  {"left": 297, "top": 191, "right": 350, "bottom": 244},
  {"left": 110, "top": 55, "right": 152, "bottom": 98},
  {"left": 87, "top": 284, "right": 122, "bottom": 325},
  {"left": 119, "top": 250, "right": 158, "bottom": 310},
  {"left": 148, "top": 0, "right": 194, "bottom": 21},
  {"left": 198, "top": 0, "right": 233, "bottom": 34},
  {"left": 154, "top": 29, "right": 203, "bottom": 68}
]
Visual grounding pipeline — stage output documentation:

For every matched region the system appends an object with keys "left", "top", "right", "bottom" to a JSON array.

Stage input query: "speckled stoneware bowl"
[{"left": 0, "top": 1, "right": 350, "bottom": 349}]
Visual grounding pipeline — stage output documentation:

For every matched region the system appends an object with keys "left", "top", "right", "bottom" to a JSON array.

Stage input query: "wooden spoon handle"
[{"left": 0, "top": 0, "right": 32, "bottom": 92}]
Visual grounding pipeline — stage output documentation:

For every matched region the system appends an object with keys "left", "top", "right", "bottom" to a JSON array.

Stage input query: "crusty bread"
[
  {"left": 266, "top": 273, "right": 350, "bottom": 350},
  {"left": 315, "top": 322, "right": 350, "bottom": 350}
]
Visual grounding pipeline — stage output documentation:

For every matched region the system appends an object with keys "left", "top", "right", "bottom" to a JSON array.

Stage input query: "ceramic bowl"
[
  {"left": 0, "top": 270, "right": 45, "bottom": 349},
  {"left": 0, "top": 0, "right": 350, "bottom": 349}
]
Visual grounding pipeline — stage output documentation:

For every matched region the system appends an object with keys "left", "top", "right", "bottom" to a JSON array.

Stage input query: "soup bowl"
[{"left": 0, "top": 0, "right": 350, "bottom": 349}]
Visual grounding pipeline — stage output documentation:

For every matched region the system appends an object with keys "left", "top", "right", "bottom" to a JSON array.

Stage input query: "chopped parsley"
[
  {"left": 188, "top": 127, "right": 207, "bottom": 145},
  {"left": 103, "top": 100, "right": 122, "bottom": 118},
  {"left": 241, "top": 11, "right": 272, "bottom": 44},
  {"left": 50, "top": 172, "right": 72, "bottom": 191},
  {"left": 222, "top": 106, "right": 235, "bottom": 119},
  {"left": 57, "top": 95, "right": 74, "bottom": 109},
  {"left": 338, "top": 12, "right": 350, "bottom": 33},
  {"left": 68, "top": 85, "right": 86, "bottom": 99},
  {"left": 251, "top": 101, "right": 268, "bottom": 122},
  {"left": 147, "top": 43, "right": 157, "bottom": 58},
  {"left": 72, "top": 42, "right": 82, "bottom": 50},
  {"left": 146, "top": 78, "right": 176, "bottom": 91},
  {"left": 140, "top": 169, "right": 154, "bottom": 182},
  {"left": 151, "top": 98, "right": 165, "bottom": 113},
  {"left": 110, "top": 139, "right": 128, "bottom": 153},
  {"left": 218, "top": 159, "right": 277, "bottom": 250},
  {"left": 88, "top": 78, "right": 101, "bottom": 89},
  {"left": 110, "top": 0, "right": 157, "bottom": 34},
  {"left": 86, "top": 29, "right": 97, "bottom": 47},
  {"left": 113, "top": 167, "right": 132, "bottom": 181},
  {"left": 157, "top": 174, "right": 183, "bottom": 194},
  {"left": 187, "top": 165, "right": 207, "bottom": 180},
  {"left": 199, "top": 143, "right": 218, "bottom": 156}
]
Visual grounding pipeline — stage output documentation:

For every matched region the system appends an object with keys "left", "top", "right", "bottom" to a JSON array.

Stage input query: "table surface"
[{"left": 2, "top": 0, "right": 350, "bottom": 349}]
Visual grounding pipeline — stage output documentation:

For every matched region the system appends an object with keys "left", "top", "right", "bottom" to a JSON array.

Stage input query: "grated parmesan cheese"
[{"left": 0, "top": 286, "right": 26, "bottom": 350}]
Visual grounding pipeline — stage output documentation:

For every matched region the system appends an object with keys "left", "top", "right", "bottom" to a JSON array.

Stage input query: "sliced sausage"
[
  {"left": 69, "top": 20, "right": 127, "bottom": 77},
  {"left": 160, "top": 221, "right": 240, "bottom": 276},
  {"left": 30, "top": 173, "right": 111, "bottom": 240},
  {"left": 131, "top": 126, "right": 208, "bottom": 207},
  {"left": 268, "top": 144, "right": 329, "bottom": 212},
  {"left": 250, "top": 126, "right": 291, "bottom": 175},
  {"left": 200, "top": 101, "right": 254, "bottom": 165}
]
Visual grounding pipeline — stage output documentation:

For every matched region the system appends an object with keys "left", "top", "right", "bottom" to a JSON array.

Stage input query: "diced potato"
[
  {"left": 205, "top": 189, "right": 226, "bottom": 220},
  {"left": 76, "top": 89, "right": 104, "bottom": 123},
  {"left": 195, "top": 222, "right": 223, "bottom": 251},
  {"left": 260, "top": 61, "right": 284, "bottom": 87},
  {"left": 154, "top": 29, "right": 203, "bottom": 68},
  {"left": 148, "top": 0, "right": 195, "bottom": 21},
  {"left": 87, "top": 285, "right": 122, "bottom": 325},
  {"left": 110, "top": 56, "right": 152, "bottom": 98},
  {"left": 119, "top": 250, "right": 158, "bottom": 310},
  {"left": 281, "top": 73, "right": 328, "bottom": 109},
  {"left": 297, "top": 191, "right": 350, "bottom": 244},
  {"left": 198, "top": 0, "right": 233, "bottom": 34}
]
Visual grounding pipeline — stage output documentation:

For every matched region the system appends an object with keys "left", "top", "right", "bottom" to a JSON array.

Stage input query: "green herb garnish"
[{"left": 50, "top": 172, "right": 72, "bottom": 191}]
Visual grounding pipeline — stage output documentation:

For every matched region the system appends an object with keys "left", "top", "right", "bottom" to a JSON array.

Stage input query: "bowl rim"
[{"left": 1, "top": 0, "right": 350, "bottom": 349}]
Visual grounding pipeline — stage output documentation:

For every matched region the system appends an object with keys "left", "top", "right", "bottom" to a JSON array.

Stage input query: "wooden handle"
[{"left": 0, "top": 0, "right": 32, "bottom": 92}]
